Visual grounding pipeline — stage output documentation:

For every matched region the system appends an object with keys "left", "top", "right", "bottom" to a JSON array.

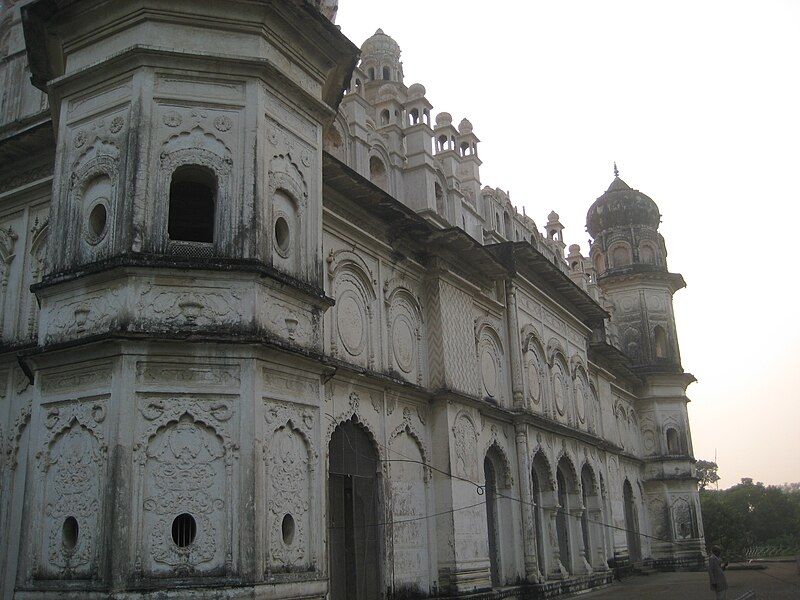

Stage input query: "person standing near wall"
[{"left": 707, "top": 545, "right": 728, "bottom": 600}]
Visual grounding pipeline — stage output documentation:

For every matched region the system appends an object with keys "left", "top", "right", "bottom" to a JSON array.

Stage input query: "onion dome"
[
  {"left": 458, "top": 118, "right": 473, "bottom": 134},
  {"left": 407, "top": 82, "right": 426, "bottom": 98},
  {"left": 360, "top": 28, "right": 401, "bottom": 61},
  {"left": 435, "top": 112, "right": 453, "bottom": 127},
  {"left": 586, "top": 175, "right": 661, "bottom": 238},
  {"left": 377, "top": 83, "right": 399, "bottom": 101}
]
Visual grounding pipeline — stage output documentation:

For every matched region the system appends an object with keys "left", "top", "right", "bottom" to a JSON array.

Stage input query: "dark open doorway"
[{"left": 328, "top": 419, "right": 383, "bottom": 600}]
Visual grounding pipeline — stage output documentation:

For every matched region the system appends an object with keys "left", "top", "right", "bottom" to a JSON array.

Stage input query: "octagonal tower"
[{"left": 587, "top": 169, "right": 705, "bottom": 569}]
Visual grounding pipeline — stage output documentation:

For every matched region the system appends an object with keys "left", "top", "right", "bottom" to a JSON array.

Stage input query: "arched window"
[
  {"left": 368, "top": 67, "right": 375, "bottom": 80},
  {"left": 435, "top": 182, "right": 445, "bottom": 216},
  {"left": 503, "top": 212, "right": 511, "bottom": 237},
  {"left": 666, "top": 427, "right": 681, "bottom": 454},
  {"left": 168, "top": 165, "right": 216, "bottom": 243},
  {"left": 593, "top": 252, "right": 606, "bottom": 274},
  {"left": 460, "top": 141, "right": 470, "bottom": 157},
  {"left": 408, "top": 108, "right": 419, "bottom": 126},
  {"left": 382, "top": 66, "right": 391, "bottom": 80},
  {"left": 639, "top": 243, "right": 656, "bottom": 265},
  {"left": 611, "top": 244, "right": 631, "bottom": 268},
  {"left": 654, "top": 325, "right": 669, "bottom": 358},
  {"left": 380, "top": 109, "right": 390, "bottom": 125},
  {"left": 369, "top": 156, "right": 388, "bottom": 192}
]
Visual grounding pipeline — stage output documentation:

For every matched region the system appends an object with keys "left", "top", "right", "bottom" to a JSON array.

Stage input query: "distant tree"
[
  {"left": 696, "top": 459, "right": 720, "bottom": 490},
  {"left": 701, "top": 477, "right": 800, "bottom": 558}
]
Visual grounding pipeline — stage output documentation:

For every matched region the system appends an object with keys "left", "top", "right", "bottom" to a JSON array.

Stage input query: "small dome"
[
  {"left": 547, "top": 211, "right": 560, "bottom": 223},
  {"left": 458, "top": 118, "right": 473, "bottom": 134},
  {"left": 361, "top": 28, "right": 401, "bottom": 59},
  {"left": 435, "top": 112, "right": 452, "bottom": 127},
  {"left": 407, "top": 83, "right": 426, "bottom": 98},
  {"left": 586, "top": 176, "right": 661, "bottom": 237},
  {"left": 378, "top": 83, "right": 398, "bottom": 101},
  {"left": 569, "top": 244, "right": 581, "bottom": 253}
]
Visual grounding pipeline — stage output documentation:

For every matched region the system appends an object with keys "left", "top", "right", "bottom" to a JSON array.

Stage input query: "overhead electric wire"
[{"left": 323, "top": 411, "right": 678, "bottom": 546}]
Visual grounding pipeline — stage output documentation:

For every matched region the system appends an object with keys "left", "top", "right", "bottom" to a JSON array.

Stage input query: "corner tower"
[
  {"left": 587, "top": 168, "right": 706, "bottom": 569},
  {"left": 12, "top": 0, "right": 358, "bottom": 597}
]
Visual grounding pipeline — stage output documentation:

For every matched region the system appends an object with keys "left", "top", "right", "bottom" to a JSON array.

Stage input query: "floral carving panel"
[
  {"left": 264, "top": 411, "right": 314, "bottom": 571},
  {"left": 135, "top": 397, "right": 237, "bottom": 577},
  {"left": 389, "top": 431, "right": 430, "bottom": 592},
  {"left": 37, "top": 400, "right": 107, "bottom": 580}
]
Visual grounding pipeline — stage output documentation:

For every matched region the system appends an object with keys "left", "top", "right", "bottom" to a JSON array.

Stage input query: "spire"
[{"left": 613, "top": 161, "right": 619, "bottom": 178}]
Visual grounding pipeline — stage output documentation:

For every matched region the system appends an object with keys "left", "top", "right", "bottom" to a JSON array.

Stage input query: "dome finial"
[{"left": 613, "top": 161, "right": 619, "bottom": 178}]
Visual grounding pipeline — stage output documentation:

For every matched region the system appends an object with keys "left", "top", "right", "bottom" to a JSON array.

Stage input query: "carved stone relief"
[
  {"left": 330, "top": 261, "right": 376, "bottom": 370},
  {"left": 385, "top": 285, "right": 425, "bottom": 385},
  {"left": 475, "top": 322, "right": 504, "bottom": 403},
  {"left": 388, "top": 429, "right": 430, "bottom": 591},
  {"left": 43, "top": 284, "right": 124, "bottom": 344},
  {"left": 574, "top": 375, "right": 588, "bottom": 425},
  {"left": 264, "top": 401, "right": 315, "bottom": 571},
  {"left": 552, "top": 363, "right": 569, "bottom": 418},
  {"left": 452, "top": 412, "right": 479, "bottom": 480},
  {"left": 41, "top": 364, "right": 112, "bottom": 395},
  {"left": 136, "top": 283, "right": 244, "bottom": 329},
  {"left": 134, "top": 396, "right": 238, "bottom": 577},
  {"left": 35, "top": 399, "right": 107, "bottom": 580},
  {"left": 672, "top": 497, "right": 694, "bottom": 540},
  {"left": 136, "top": 362, "right": 240, "bottom": 388}
]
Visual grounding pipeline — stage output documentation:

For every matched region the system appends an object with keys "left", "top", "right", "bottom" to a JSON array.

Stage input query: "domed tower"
[
  {"left": 360, "top": 28, "right": 404, "bottom": 87},
  {"left": 587, "top": 168, "right": 705, "bottom": 569},
  {"left": 587, "top": 168, "right": 685, "bottom": 371}
]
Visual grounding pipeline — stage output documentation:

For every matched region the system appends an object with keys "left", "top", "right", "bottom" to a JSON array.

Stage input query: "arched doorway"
[
  {"left": 484, "top": 456, "right": 501, "bottom": 586},
  {"left": 530, "top": 452, "right": 551, "bottom": 577},
  {"left": 623, "top": 479, "right": 640, "bottom": 563},
  {"left": 555, "top": 467, "right": 572, "bottom": 573},
  {"left": 580, "top": 464, "right": 601, "bottom": 568},
  {"left": 328, "top": 420, "right": 383, "bottom": 600}
]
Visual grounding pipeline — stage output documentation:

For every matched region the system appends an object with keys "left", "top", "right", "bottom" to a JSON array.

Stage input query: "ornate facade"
[{"left": 0, "top": 1, "right": 704, "bottom": 598}]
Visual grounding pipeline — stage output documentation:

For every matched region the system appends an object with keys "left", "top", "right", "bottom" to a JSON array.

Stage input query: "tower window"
[
  {"left": 369, "top": 156, "right": 388, "bottom": 191},
  {"left": 368, "top": 67, "right": 375, "bottom": 80},
  {"left": 611, "top": 244, "right": 631, "bottom": 267},
  {"left": 666, "top": 427, "right": 681, "bottom": 454},
  {"left": 380, "top": 109, "right": 390, "bottom": 125},
  {"left": 168, "top": 166, "right": 216, "bottom": 243},
  {"left": 382, "top": 66, "right": 391, "bottom": 80},
  {"left": 639, "top": 243, "right": 656, "bottom": 264},
  {"left": 654, "top": 325, "right": 669, "bottom": 358}
]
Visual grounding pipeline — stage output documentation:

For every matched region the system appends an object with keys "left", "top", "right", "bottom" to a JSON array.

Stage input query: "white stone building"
[{"left": 0, "top": 1, "right": 705, "bottom": 598}]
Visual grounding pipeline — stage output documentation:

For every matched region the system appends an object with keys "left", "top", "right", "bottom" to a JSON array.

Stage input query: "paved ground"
[{"left": 575, "top": 561, "right": 800, "bottom": 599}]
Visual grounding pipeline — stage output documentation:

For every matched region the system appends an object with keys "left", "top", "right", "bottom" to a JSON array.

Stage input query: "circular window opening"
[
  {"left": 274, "top": 216, "right": 290, "bottom": 256},
  {"left": 281, "top": 513, "right": 295, "bottom": 545},
  {"left": 89, "top": 203, "right": 107, "bottom": 238},
  {"left": 62, "top": 516, "right": 79, "bottom": 550},
  {"left": 171, "top": 513, "right": 197, "bottom": 548}
]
